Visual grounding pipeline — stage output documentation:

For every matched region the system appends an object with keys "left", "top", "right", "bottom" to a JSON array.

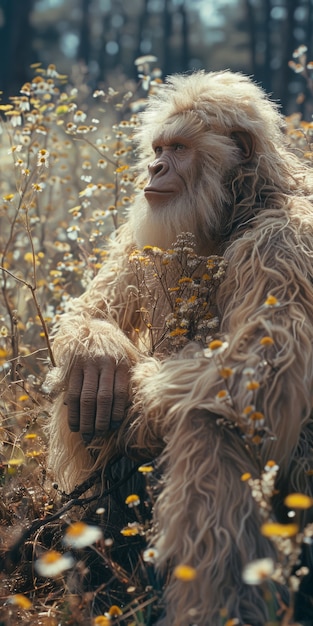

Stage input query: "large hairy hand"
[{"left": 65, "top": 355, "right": 130, "bottom": 443}]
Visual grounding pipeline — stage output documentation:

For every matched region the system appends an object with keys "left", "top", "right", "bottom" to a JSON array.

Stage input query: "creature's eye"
[
  {"left": 173, "top": 143, "right": 186, "bottom": 151},
  {"left": 154, "top": 146, "right": 162, "bottom": 155}
]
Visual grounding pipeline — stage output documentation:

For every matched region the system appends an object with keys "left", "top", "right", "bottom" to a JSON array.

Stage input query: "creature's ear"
[{"left": 230, "top": 128, "right": 255, "bottom": 163}]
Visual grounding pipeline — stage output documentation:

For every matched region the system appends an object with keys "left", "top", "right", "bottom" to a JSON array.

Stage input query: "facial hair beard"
[{"left": 128, "top": 193, "right": 219, "bottom": 255}]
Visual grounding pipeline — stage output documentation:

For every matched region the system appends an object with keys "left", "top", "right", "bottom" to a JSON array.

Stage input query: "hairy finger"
[
  {"left": 66, "top": 368, "right": 84, "bottom": 432},
  {"left": 94, "top": 359, "right": 115, "bottom": 435},
  {"left": 79, "top": 362, "right": 100, "bottom": 439},
  {"left": 110, "top": 359, "right": 130, "bottom": 428}
]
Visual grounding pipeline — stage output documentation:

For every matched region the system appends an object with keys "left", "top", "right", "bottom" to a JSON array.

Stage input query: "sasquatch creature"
[{"left": 46, "top": 70, "right": 313, "bottom": 625}]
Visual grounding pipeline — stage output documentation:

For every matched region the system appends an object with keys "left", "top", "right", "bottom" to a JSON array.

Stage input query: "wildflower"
[
  {"left": 293, "top": 45, "right": 308, "bottom": 59},
  {"left": 7, "top": 458, "right": 24, "bottom": 467},
  {"left": 169, "top": 328, "right": 188, "bottom": 337},
  {"left": 26, "top": 450, "right": 43, "bottom": 458},
  {"left": 242, "top": 557, "right": 275, "bottom": 585},
  {"left": 24, "top": 252, "right": 34, "bottom": 263},
  {"left": 143, "top": 547, "right": 159, "bottom": 563},
  {"left": 204, "top": 340, "right": 228, "bottom": 358},
  {"left": 35, "top": 550, "right": 74, "bottom": 577},
  {"left": 178, "top": 276, "right": 193, "bottom": 284},
  {"left": 8, "top": 594, "right": 32, "bottom": 609},
  {"left": 246, "top": 380, "right": 260, "bottom": 391},
  {"left": 36, "top": 124, "right": 48, "bottom": 135},
  {"left": 20, "top": 82, "right": 32, "bottom": 96},
  {"left": 79, "top": 183, "right": 97, "bottom": 197},
  {"left": 104, "top": 538, "right": 113, "bottom": 547},
  {"left": 125, "top": 493, "right": 140, "bottom": 507},
  {"left": 174, "top": 564, "right": 197, "bottom": 581},
  {"left": 242, "top": 405, "right": 254, "bottom": 416},
  {"left": 94, "top": 617, "right": 111, "bottom": 625},
  {"left": 138, "top": 464, "right": 154, "bottom": 473},
  {"left": 63, "top": 521, "right": 103, "bottom": 548},
  {"left": 0, "top": 326, "right": 8, "bottom": 337},
  {"left": 261, "top": 522, "right": 299, "bottom": 538},
  {"left": 66, "top": 122, "right": 77, "bottom": 133},
  {"left": 215, "top": 389, "right": 230, "bottom": 401},
  {"left": 47, "top": 63, "right": 59, "bottom": 77},
  {"left": 249, "top": 411, "right": 264, "bottom": 424},
  {"left": 3, "top": 193, "right": 15, "bottom": 202},
  {"left": 32, "top": 182, "right": 45, "bottom": 193},
  {"left": 241, "top": 472, "right": 252, "bottom": 482},
  {"left": 76, "top": 125, "right": 89, "bottom": 134},
  {"left": 67, "top": 225, "right": 80, "bottom": 240},
  {"left": 37, "top": 148, "right": 49, "bottom": 167},
  {"left": 264, "top": 294, "right": 280, "bottom": 307},
  {"left": 252, "top": 435, "right": 262, "bottom": 445},
  {"left": 134, "top": 54, "right": 158, "bottom": 66},
  {"left": 259, "top": 336, "right": 274, "bottom": 347},
  {"left": 218, "top": 367, "right": 234, "bottom": 379},
  {"left": 107, "top": 606, "right": 123, "bottom": 617},
  {"left": 120, "top": 522, "right": 141, "bottom": 536},
  {"left": 6, "top": 110, "right": 22, "bottom": 126},
  {"left": 243, "top": 367, "right": 255, "bottom": 376},
  {"left": 284, "top": 493, "right": 313, "bottom": 510},
  {"left": 73, "top": 110, "right": 87, "bottom": 123},
  {"left": 93, "top": 89, "right": 105, "bottom": 98},
  {"left": 264, "top": 460, "right": 279, "bottom": 472}
]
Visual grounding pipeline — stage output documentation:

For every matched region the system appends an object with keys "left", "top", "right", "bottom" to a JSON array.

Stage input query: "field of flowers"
[{"left": 0, "top": 51, "right": 313, "bottom": 625}]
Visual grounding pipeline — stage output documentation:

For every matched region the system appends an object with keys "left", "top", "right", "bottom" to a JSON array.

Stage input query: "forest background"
[{"left": 0, "top": 1, "right": 313, "bottom": 625}]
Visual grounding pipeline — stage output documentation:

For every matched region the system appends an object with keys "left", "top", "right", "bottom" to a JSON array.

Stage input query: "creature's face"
[
  {"left": 130, "top": 108, "right": 256, "bottom": 254},
  {"left": 144, "top": 137, "right": 196, "bottom": 210}
]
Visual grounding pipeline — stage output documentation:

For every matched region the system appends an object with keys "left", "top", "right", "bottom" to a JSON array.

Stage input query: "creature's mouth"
[{"left": 144, "top": 186, "right": 174, "bottom": 194}]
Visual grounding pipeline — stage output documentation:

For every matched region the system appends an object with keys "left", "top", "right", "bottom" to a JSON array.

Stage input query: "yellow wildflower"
[
  {"left": 138, "top": 464, "right": 154, "bottom": 473},
  {"left": 93, "top": 618, "right": 110, "bottom": 626},
  {"left": 249, "top": 411, "right": 264, "bottom": 422},
  {"left": 218, "top": 367, "right": 234, "bottom": 379},
  {"left": 241, "top": 472, "right": 252, "bottom": 482},
  {"left": 178, "top": 277, "right": 193, "bottom": 284},
  {"left": 63, "top": 522, "right": 102, "bottom": 548},
  {"left": 108, "top": 606, "right": 123, "bottom": 616},
  {"left": 246, "top": 380, "right": 260, "bottom": 391},
  {"left": 169, "top": 328, "right": 188, "bottom": 337},
  {"left": 208, "top": 339, "right": 223, "bottom": 350},
  {"left": 120, "top": 524, "right": 140, "bottom": 536},
  {"left": 125, "top": 494, "right": 140, "bottom": 507},
  {"left": 174, "top": 564, "right": 197, "bottom": 581},
  {"left": 264, "top": 294, "right": 279, "bottom": 307},
  {"left": 216, "top": 389, "right": 229, "bottom": 400},
  {"left": 259, "top": 336, "right": 274, "bottom": 346},
  {"left": 284, "top": 493, "right": 313, "bottom": 510},
  {"left": 261, "top": 522, "right": 299, "bottom": 537},
  {"left": 8, "top": 594, "right": 32, "bottom": 609},
  {"left": 242, "top": 557, "right": 275, "bottom": 585}
]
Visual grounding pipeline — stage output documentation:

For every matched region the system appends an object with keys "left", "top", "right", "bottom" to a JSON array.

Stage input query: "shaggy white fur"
[{"left": 46, "top": 70, "right": 313, "bottom": 625}]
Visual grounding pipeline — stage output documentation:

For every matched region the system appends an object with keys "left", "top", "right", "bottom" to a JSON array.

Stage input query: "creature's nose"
[{"left": 148, "top": 159, "right": 169, "bottom": 177}]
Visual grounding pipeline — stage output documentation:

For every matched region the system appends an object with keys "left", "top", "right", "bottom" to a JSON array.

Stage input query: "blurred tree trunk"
[
  {"left": 244, "top": 0, "right": 257, "bottom": 75},
  {"left": 262, "top": 0, "right": 272, "bottom": 93},
  {"left": 279, "top": 0, "right": 299, "bottom": 112},
  {"left": 78, "top": 0, "right": 92, "bottom": 67},
  {"left": 179, "top": 0, "right": 190, "bottom": 72},
  {"left": 0, "top": 0, "right": 35, "bottom": 97},
  {"left": 135, "top": 0, "right": 149, "bottom": 65},
  {"left": 163, "top": 0, "right": 173, "bottom": 75}
]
